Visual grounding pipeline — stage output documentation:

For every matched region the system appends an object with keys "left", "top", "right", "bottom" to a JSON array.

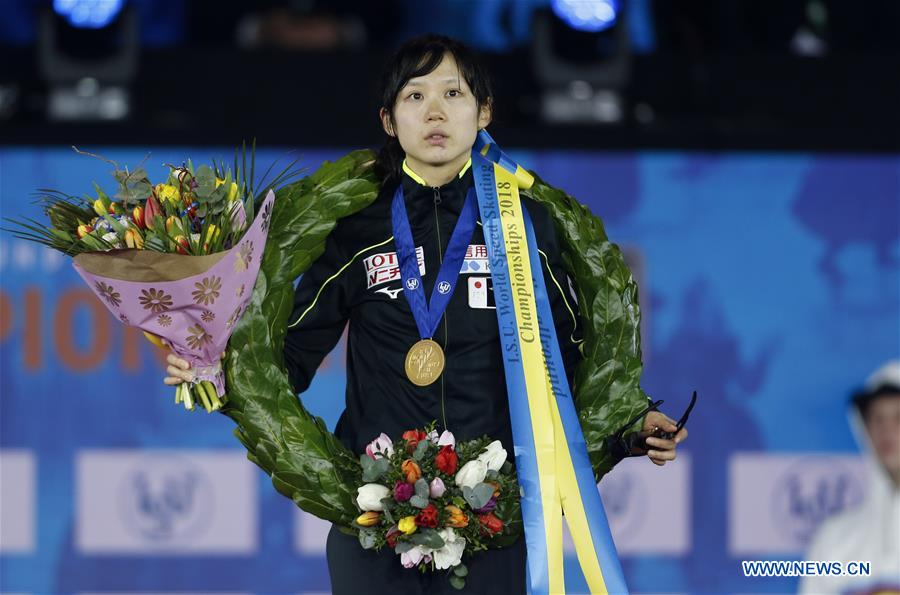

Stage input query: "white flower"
[
  {"left": 356, "top": 483, "right": 390, "bottom": 511},
  {"left": 400, "top": 544, "right": 433, "bottom": 569},
  {"left": 433, "top": 528, "right": 466, "bottom": 570},
  {"left": 426, "top": 429, "right": 440, "bottom": 444},
  {"left": 437, "top": 430, "right": 456, "bottom": 448},
  {"left": 429, "top": 477, "right": 446, "bottom": 498},
  {"left": 365, "top": 432, "right": 394, "bottom": 459},
  {"left": 101, "top": 231, "right": 123, "bottom": 248},
  {"left": 476, "top": 440, "right": 508, "bottom": 472},
  {"left": 455, "top": 459, "right": 487, "bottom": 489}
]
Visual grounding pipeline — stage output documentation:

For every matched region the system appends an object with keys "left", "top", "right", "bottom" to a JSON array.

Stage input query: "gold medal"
[{"left": 405, "top": 339, "right": 445, "bottom": 387}]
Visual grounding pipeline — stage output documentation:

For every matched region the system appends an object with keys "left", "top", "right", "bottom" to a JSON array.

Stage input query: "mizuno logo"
[{"left": 375, "top": 287, "right": 403, "bottom": 299}]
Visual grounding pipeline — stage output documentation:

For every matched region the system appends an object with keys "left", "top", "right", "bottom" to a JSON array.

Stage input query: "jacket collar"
[
  {"left": 401, "top": 158, "right": 472, "bottom": 186},
  {"left": 399, "top": 158, "right": 474, "bottom": 217}
]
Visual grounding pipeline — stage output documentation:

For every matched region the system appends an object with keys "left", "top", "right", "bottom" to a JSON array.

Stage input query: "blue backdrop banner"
[{"left": 1, "top": 147, "right": 898, "bottom": 594}]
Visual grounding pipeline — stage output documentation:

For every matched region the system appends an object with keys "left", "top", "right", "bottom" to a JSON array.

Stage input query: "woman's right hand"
[{"left": 164, "top": 353, "right": 194, "bottom": 385}]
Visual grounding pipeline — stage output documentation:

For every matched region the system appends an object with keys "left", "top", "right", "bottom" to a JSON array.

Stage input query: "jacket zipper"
[{"left": 433, "top": 187, "right": 448, "bottom": 431}]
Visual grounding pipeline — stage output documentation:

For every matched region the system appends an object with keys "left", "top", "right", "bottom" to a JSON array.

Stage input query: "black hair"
[
  {"left": 853, "top": 385, "right": 900, "bottom": 420},
  {"left": 374, "top": 34, "right": 494, "bottom": 184}
]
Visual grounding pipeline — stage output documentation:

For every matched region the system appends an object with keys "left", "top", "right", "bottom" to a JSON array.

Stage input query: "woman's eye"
[
  {"left": 447, "top": 89, "right": 461, "bottom": 97},
  {"left": 408, "top": 92, "right": 422, "bottom": 100}
]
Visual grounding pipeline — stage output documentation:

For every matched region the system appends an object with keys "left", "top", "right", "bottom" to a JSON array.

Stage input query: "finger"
[
  {"left": 163, "top": 376, "right": 183, "bottom": 385},
  {"left": 648, "top": 449, "right": 676, "bottom": 462},
  {"left": 166, "top": 353, "right": 191, "bottom": 370},
  {"left": 649, "top": 456, "right": 665, "bottom": 466},
  {"left": 674, "top": 427, "right": 689, "bottom": 444},
  {"left": 167, "top": 365, "right": 194, "bottom": 382},
  {"left": 646, "top": 411, "right": 678, "bottom": 432},
  {"left": 645, "top": 436, "right": 677, "bottom": 450}
]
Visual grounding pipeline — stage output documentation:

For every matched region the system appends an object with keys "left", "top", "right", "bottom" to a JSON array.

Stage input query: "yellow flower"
[
  {"left": 398, "top": 516, "right": 417, "bottom": 535},
  {"left": 227, "top": 181, "right": 239, "bottom": 203},
  {"left": 155, "top": 183, "right": 180, "bottom": 204},
  {"left": 215, "top": 177, "right": 225, "bottom": 188},
  {"left": 205, "top": 224, "right": 220, "bottom": 244},
  {"left": 355, "top": 511, "right": 381, "bottom": 527}
]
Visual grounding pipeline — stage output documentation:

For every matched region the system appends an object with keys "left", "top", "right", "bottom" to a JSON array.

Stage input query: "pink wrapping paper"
[{"left": 72, "top": 191, "right": 275, "bottom": 396}]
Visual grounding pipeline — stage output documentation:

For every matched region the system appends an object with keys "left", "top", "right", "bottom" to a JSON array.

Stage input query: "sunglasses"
[{"left": 607, "top": 390, "right": 697, "bottom": 460}]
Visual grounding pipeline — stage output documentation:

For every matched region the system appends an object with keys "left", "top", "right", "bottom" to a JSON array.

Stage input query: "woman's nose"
[{"left": 425, "top": 98, "right": 446, "bottom": 121}]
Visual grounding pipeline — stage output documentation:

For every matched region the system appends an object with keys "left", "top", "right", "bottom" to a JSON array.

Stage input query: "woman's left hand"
[{"left": 638, "top": 411, "right": 688, "bottom": 466}]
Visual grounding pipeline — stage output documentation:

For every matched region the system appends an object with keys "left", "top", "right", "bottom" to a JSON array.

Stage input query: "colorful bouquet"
[
  {"left": 352, "top": 424, "right": 517, "bottom": 590},
  {"left": 6, "top": 146, "right": 300, "bottom": 412}
]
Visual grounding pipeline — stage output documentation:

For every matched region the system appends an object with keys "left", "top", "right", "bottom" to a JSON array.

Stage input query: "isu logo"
[
  {"left": 364, "top": 247, "right": 425, "bottom": 289},
  {"left": 772, "top": 458, "right": 863, "bottom": 544},
  {"left": 119, "top": 457, "right": 213, "bottom": 542}
]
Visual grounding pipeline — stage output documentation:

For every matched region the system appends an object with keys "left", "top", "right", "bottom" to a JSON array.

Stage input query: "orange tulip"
[
  {"left": 401, "top": 459, "right": 422, "bottom": 484},
  {"left": 444, "top": 504, "right": 469, "bottom": 528}
]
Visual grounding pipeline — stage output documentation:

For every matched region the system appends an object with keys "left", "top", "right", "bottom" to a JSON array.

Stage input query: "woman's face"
[{"left": 381, "top": 53, "right": 492, "bottom": 181}]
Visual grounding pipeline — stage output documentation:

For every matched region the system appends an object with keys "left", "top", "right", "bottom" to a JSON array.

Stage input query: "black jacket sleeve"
[{"left": 283, "top": 229, "right": 353, "bottom": 394}]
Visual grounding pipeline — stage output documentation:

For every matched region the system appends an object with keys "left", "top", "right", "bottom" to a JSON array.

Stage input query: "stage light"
[
  {"left": 38, "top": 4, "right": 137, "bottom": 122},
  {"left": 52, "top": 0, "right": 124, "bottom": 30},
  {"left": 532, "top": 5, "right": 631, "bottom": 124},
  {"left": 551, "top": 0, "right": 618, "bottom": 33}
]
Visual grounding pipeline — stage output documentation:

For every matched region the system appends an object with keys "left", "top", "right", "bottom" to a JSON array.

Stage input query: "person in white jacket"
[{"left": 799, "top": 360, "right": 900, "bottom": 594}]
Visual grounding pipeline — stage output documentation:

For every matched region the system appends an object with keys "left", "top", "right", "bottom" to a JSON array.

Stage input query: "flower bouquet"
[
  {"left": 352, "top": 424, "right": 516, "bottom": 590},
  {"left": 5, "top": 146, "right": 301, "bottom": 412}
]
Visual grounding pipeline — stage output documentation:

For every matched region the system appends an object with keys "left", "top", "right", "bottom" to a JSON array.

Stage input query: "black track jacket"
[{"left": 283, "top": 163, "right": 583, "bottom": 456}]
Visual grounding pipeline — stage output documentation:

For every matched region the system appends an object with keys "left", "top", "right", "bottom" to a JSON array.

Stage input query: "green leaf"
[
  {"left": 410, "top": 529, "right": 444, "bottom": 549},
  {"left": 358, "top": 529, "right": 377, "bottom": 550},
  {"left": 462, "top": 483, "right": 494, "bottom": 510},
  {"left": 449, "top": 575, "right": 466, "bottom": 590},
  {"left": 395, "top": 541, "right": 414, "bottom": 554},
  {"left": 412, "top": 439, "right": 429, "bottom": 461},
  {"left": 453, "top": 563, "right": 468, "bottom": 577},
  {"left": 408, "top": 495, "right": 429, "bottom": 509},
  {"left": 414, "top": 478, "right": 429, "bottom": 499}
]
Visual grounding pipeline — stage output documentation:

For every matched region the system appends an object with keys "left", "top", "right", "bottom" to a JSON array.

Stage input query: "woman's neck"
[{"left": 403, "top": 153, "right": 470, "bottom": 187}]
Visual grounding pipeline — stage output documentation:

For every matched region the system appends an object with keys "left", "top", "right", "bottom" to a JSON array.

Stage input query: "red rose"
[
  {"left": 479, "top": 512, "right": 504, "bottom": 535},
  {"left": 386, "top": 525, "right": 400, "bottom": 548},
  {"left": 402, "top": 429, "right": 428, "bottom": 453},
  {"left": 434, "top": 445, "right": 459, "bottom": 475},
  {"left": 415, "top": 503, "right": 439, "bottom": 528}
]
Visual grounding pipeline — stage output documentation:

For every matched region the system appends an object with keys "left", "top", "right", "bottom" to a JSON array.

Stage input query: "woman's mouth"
[{"left": 426, "top": 133, "right": 448, "bottom": 146}]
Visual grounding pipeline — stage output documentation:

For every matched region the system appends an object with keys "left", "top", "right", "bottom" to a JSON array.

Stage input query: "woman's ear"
[
  {"left": 478, "top": 98, "right": 493, "bottom": 129},
  {"left": 380, "top": 107, "right": 396, "bottom": 137}
]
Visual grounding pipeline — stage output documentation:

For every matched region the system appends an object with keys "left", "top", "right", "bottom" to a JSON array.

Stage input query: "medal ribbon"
[
  {"left": 391, "top": 186, "right": 478, "bottom": 339},
  {"left": 473, "top": 132, "right": 628, "bottom": 595}
]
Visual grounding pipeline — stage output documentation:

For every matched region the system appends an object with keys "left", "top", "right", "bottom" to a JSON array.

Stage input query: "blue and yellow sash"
[{"left": 472, "top": 130, "right": 627, "bottom": 595}]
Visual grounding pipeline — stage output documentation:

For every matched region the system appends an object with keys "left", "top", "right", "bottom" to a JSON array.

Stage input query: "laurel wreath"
[{"left": 221, "top": 150, "right": 650, "bottom": 543}]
